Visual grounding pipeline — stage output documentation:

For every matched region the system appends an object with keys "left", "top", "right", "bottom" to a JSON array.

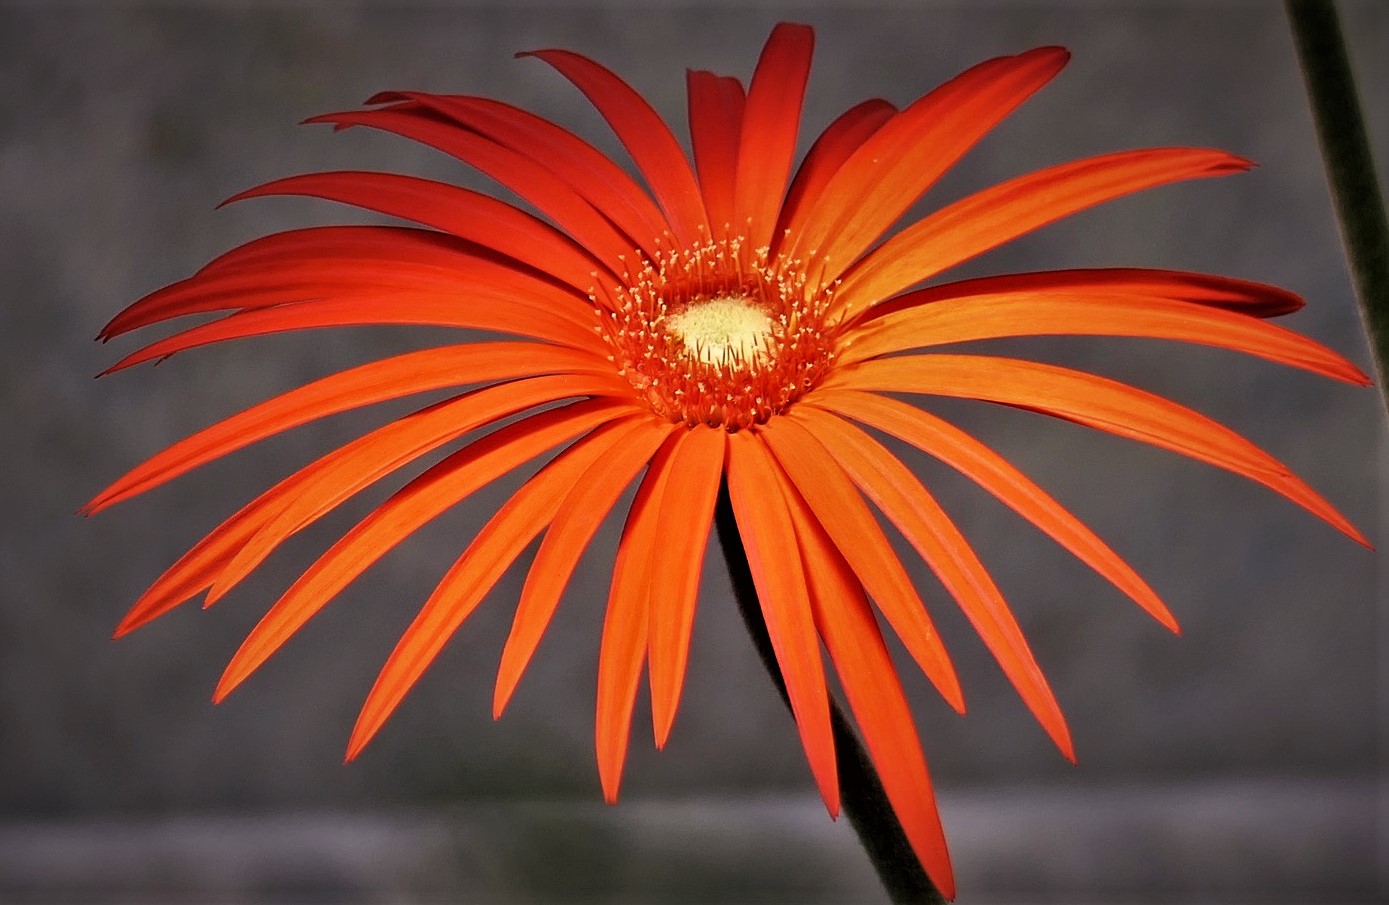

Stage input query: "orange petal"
[
  {"left": 224, "top": 171, "right": 605, "bottom": 295},
  {"left": 84, "top": 342, "right": 611, "bottom": 514},
  {"left": 809, "top": 388, "right": 1176, "bottom": 632},
  {"left": 776, "top": 98, "right": 895, "bottom": 253},
  {"left": 794, "top": 408, "right": 1073, "bottom": 760},
  {"left": 346, "top": 416, "right": 639, "bottom": 759},
  {"left": 856, "top": 266, "right": 1306, "bottom": 324},
  {"left": 522, "top": 48, "right": 709, "bottom": 246},
  {"left": 758, "top": 420, "right": 963, "bottom": 712},
  {"left": 208, "top": 385, "right": 632, "bottom": 605},
  {"left": 493, "top": 417, "right": 675, "bottom": 717},
  {"left": 733, "top": 23, "right": 814, "bottom": 249},
  {"left": 827, "top": 353, "right": 1368, "bottom": 546},
  {"left": 214, "top": 402, "right": 624, "bottom": 702},
  {"left": 791, "top": 483, "right": 956, "bottom": 899},
  {"left": 727, "top": 431, "right": 838, "bottom": 816},
  {"left": 595, "top": 430, "right": 682, "bottom": 802},
  {"left": 789, "top": 46, "right": 1069, "bottom": 283},
  {"left": 648, "top": 427, "right": 726, "bottom": 747},
  {"left": 368, "top": 93, "right": 670, "bottom": 257},
  {"left": 307, "top": 107, "right": 636, "bottom": 274},
  {"left": 836, "top": 148, "right": 1252, "bottom": 313},
  {"left": 687, "top": 70, "right": 745, "bottom": 233},
  {"left": 839, "top": 292, "right": 1369, "bottom": 384}
]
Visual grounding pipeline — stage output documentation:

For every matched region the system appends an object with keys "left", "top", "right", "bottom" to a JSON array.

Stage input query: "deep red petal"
[{"left": 687, "top": 70, "right": 746, "bottom": 232}]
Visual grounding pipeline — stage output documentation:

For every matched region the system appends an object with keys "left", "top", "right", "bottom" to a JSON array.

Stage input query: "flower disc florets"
[{"left": 596, "top": 235, "right": 838, "bottom": 430}]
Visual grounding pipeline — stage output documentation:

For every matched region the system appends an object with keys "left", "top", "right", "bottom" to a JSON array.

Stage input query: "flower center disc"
[{"left": 665, "top": 297, "right": 774, "bottom": 367}]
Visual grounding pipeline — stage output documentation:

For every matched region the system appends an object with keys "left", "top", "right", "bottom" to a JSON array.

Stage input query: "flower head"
[{"left": 88, "top": 24, "right": 1369, "bottom": 898}]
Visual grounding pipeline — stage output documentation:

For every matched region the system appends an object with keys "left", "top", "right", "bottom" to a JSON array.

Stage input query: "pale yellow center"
[{"left": 664, "top": 297, "right": 774, "bottom": 367}]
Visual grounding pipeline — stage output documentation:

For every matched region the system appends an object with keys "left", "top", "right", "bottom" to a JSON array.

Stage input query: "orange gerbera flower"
[{"left": 88, "top": 23, "right": 1368, "bottom": 898}]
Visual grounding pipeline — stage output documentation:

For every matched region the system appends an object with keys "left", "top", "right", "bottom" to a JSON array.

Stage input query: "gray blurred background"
[{"left": 2, "top": 0, "right": 1386, "bottom": 902}]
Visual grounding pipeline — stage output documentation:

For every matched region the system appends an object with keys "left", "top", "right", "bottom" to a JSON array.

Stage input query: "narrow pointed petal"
[
  {"left": 308, "top": 108, "right": 637, "bottom": 272},
  {"left": 727, "top": 432, "right": 839, "bottom": 816},
  {"left": 493, "top": 418, "right": 675, "bottom": 717},
  {"left": 215, "top": 402, "right": 624, "bottom": 702},
  {"left": 347, "top": 417, "right": 638, "bottom": 759},
  {"left": 827, "top": 354, "right": 1368, "bottom": 545},
  {"left": 370, "top": 93, "right": 671, "bottom": 254},
  {"left": 776, "top": 98, "right": 895, "bottom": 249},
  {"left": 836, "top": 148, "right": 1253, "bottom": 312},
  {"left": 208, "top": 383, "right": 632, "bottom": 605},
  {"left": 595, "top": 432, "right": 682, "bottom": 802},
  {"left": 839, "top": 293, "right": 1370, "bottom": 384},
  {"left": 859, "top": 266, "right": 1306, "bottom": 324},
  {"left": 810, "top": 388, "right": 1177, "bottom": 631},
  {"left": 523, "top": 49, "right": 709, "bottom": 245},
  {"left": 790, "top": 488, "right": 956, "bottom": 899},
  {"left": 790, "top": 47, "right": 1069, "bottom": 281},
  {"left": 686, "top": 71, "right": 745, "bottom": 232},
  {"left": 84, "top": 342, "right": 611, "bottom": 514},
  {"left": 733, "top": 23, "right": 814, "bottom": 249},
  {"left": 224, "top": 171, "right": 607, "bottom": 294},
  {"left": 648, "top": 427, "right": 725, "bottom": 747},
  {"left": 757, "top": 422, "right": 964, "bottom": 712},
  {"left": 794, "top": 408, "right": 1074, "bottom": 760},
  {"left": 108, "top": 293, "right": 609, "bottom": 372}
]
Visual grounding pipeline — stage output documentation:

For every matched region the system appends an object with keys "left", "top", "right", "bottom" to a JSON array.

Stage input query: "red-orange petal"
[
  {"left": 84, "top": 342, "right": 612, "bottom": 514},
  {"left": 686, "top": 70, "right": 746, "bottom": 233},
  {"left": 648, "top": 427, "right": 726, "bottom": 747},
  {"left": 346, "top": 416, "right": 640, "bottom": 759},
  {"left": 727, "top": 431, "right": 839, "bottom": 816},
  {"left": 827, "top": 353, "right": 1368, "bottom": 545},
  {"left": 492, "top": 417, "right": 675, "bottom": 717},
  {"left": 839, "top": 292, "right": 1370, "bottom": 385},
  {"left": 214, "top": 401, "right": 625, "bottom": 702},
  {"left": 757, "top": 420, "right": 964, "bottom": 712},
  {"left": 789, "top": 46, "right": 1069, "bottom": 281},
  {"left": 836, "top": 148, "right": 1252, "bottom": 312},
  {"left": 809, "top": 388, "right": 1177, "bottom": 632},
  {"left": 794, "top": 408, "right": 1074, "bottom": 760},
  {"left": 733, "top": 23, "right": 814, "bottom": 250},
  {"left": 790, "top": 483, "right": 956, "bottom": 899},
  {"left": 522, "top": 48, "right": 709, "bottom": 246}
]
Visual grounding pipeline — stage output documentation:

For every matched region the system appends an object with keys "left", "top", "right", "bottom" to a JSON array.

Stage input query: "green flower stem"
[
  {"left": 713, "top": 481, "right": 947, "bottom": 905},
  {"left": 1287, "top": 0, "right": 1389, "bottom": 411}
]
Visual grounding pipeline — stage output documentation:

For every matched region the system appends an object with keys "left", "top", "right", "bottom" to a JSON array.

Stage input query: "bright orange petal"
[
  {"left": 809, "top": 388, "right": 1177, "bottom": 631},
  {"left": 757, "top": 420, "right": 964, "bottom": 713},
  {"left": 836, "top": 148, "right": 1252, "bottom": 312},
  {"left": 727, "top": 431, "right": 839, "bottom": 816},
  {"left": 595, "top": 431, "right": 682, "bottom": 803},
  {"left": 775, "top": 98, "right": 895, "bottom": 251},
  {"left": 207, "top": 384, "right": 632, "bottom": 605},
  {"left": 493, "top": 417, "right": 675, "bottom": 717},
  {"left": 215, "top": 401, "right": 625, "bottom": 702},
  {"left": 648, "top": 427, "right": 726, "bottom": 747},
  {"left": 839, "top": 292, "right": 1370, "bottom": 384},
  {"left": 346, "top": 416, "right": 640, "bottom": 759},
  {"left": 789, "top": 46, "right": 1069, "bottom": 281},
  {"left": 687, "top": 70, "right": 745, "bottom": 232},
  {"left": 366, "top": 93, "right": 671, "bottom": 257},
  {"left": 223, "top": 171, "right": 606, "bottom": 295},
  {"left": 733, "top": 23, "right": 814, "bottom": 249},
  {"left": 826, "top": 353, "right": 1368, "bottom": 545},
  {"left": 794, "top": 408, "right": 1074, "bottom": 760},
  {"left": 522, "top": 48, "right": 709, "bottom": 245},
  {"left": 84, "top": 342, "right": 611, "bottom": 514},
  {"left": 857, "top": 266, "right": 1306, "bottom": 324},
  {"left": 790, "top": 483, "right": 956, "bottom": 899}
]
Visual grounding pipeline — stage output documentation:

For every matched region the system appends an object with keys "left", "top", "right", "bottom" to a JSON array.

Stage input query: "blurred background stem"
[
  {"left": 713, "top": 483, "right": 947, "bottom": 905},
  {"left": 1287, "top": 0, "right": 1389, "bottom": 413}
]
